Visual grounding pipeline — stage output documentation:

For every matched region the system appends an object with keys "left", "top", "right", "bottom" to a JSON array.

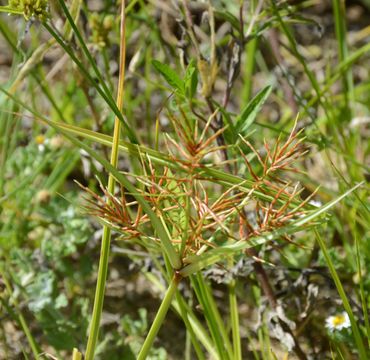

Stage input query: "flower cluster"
[
  {"left": 9, "top": 0, "right": 49, "bottom": 21},
  {"left": 89, "top": 12, "right": 114, "bottom": 48}
]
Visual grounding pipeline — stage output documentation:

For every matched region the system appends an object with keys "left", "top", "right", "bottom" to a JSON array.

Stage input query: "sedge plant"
[{"left": 0, "top": 1, "right": 369, "bottom": 359}]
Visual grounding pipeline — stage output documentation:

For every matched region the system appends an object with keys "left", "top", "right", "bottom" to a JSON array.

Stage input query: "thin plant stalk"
[
  {"left": 137, "top": 275, "right": 181, "bottom": 360},
  {"left": 146, "top": 272, "right": 216, "bottom": 358},
  {"left": 175, "top": 292, "right": 206, "bottom": 360},
  {"left": 41, "top": 19, "right": 138, "bottom": 143},
  {"left": 229, "top": 278, "right": 242, "bottom": 360},
  {"left": 193, "top": 273, "right": 234, "bottom": 359},
  {"left": 314, "top": 229, "right": 367, "bottom": 360},
  {"left": 1, "top": 88, "right": 182, "bottom": 268},
  {"left": 355, "top": 235, "right": 370, "bottom": 347},
  {"left": 242, "top": 0, "right": 259, "bottom": 103},
  {"left": 269, "top": 0, "right": 332, "bottom": 122},
  {"left": 57, "top": 0, "right": 115, "bottom": 109},
  {"left": 72, "top": 348, "right": 82, "bottom": 360},
  {"left": 332, "top": 0, "right": 354, "bottom": 113},
  {"left": 85, "top": 2, "right": 127, "bottom": 359},
  {"left": 0, "top": 269, "right": 40, "bottom": 359}
]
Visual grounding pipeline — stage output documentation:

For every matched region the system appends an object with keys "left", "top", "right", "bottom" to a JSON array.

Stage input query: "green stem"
[
  {"left": 0, "top": 6, "right": 23, "bottom": 15},
  {"left": 242, "top": 36, "right": 257, "bottom": 103},
  {"left": 85, "top": 2, "right": 127, "bottom": 359},
  {"left": 229, "top": 279, "right": 242, "bottom": 360},
  {"left": 41, "top": 22, "right": 137, "bottom": 143},
  {"left": 269, "top": 0, "right": 332, "bottom": 123},
  {"left": 1, "top": 87, "right": 182, "bottom": 270},
  {"left": 314, "top": 229, "right": 367, "bottom": 360},
  {"left": 0, "top": 270, "right": 40, "bottom": 359},
  {"left": 146, "top": 272, "right": 217, "bottom": 358},
  {"left": 137, "top": 275, "right": 181, "bottom": 360},
  {"left": 193, "top": 274, "right": 234, "bottom": 359},
  {"left": 72, "top": 348, "right": 82, "bottom": 360},
  {"left": 355, "top": 235, "right": 370, "bottom": 347},
  {"left": 175, "top": 292, "right": 206, "bottom": 360},
  {"left": 57, "top": 0, "right": 114, "bottom": 105},
  {"left": 17, "top": 313, "right": 40, "bottom": 358},
  {"left": 85, "top": 227, "right": 112, "bottom": 360},
  {"left": 332, "top": 0, "right": 354, "bottom": 116}
]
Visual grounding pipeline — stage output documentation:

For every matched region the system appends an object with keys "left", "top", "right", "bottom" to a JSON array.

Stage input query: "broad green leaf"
[
  {"left": 235, "top": 85, "right": 272, "bottom": 137},
  {"left": 152, "top": 60, "right": 185, "bottom": 94}
]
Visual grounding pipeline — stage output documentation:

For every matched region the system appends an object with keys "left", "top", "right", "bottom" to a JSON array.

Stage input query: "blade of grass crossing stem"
[
  {"left": 0, "top": 89, "right": 301, "bottom": 208},
  {"left": 41, "top": 21, "right": 138, "bottom": 144},
  {"left": 177, "top": 298, "right": 218, "bottom": 359},
  {"left": 137, "top": 275, "right": 180, "bottom": 360},
  {"left": 0, "top": 88, "right": 181, "bottom": 269},
  {"left": 314, "top": 229, "right": 367, "bottom": 359},
  {"left": 0, "top": 89, "right": 301, "bottom": 207},
  {"left": 9, "top": 0, "right": 81, "bottom": 95},
  {"left": 42, "top": 105, "right": 181, "bottom": 264},
  {"left": 57, "top": 0, "right": 115, "bottom": 109},
  {"left": 85, "top": 3, "right": 127, "bottom": 358}
]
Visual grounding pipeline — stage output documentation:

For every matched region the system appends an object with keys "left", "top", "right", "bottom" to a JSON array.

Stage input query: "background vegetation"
[{"left": 0, "top": 0, "right": 369, "bottom": 359}]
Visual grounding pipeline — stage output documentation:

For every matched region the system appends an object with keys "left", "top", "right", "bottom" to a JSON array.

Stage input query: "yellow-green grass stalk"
[
  {"left": 332, "top": 0, "right": 354, "bottom": 115},
  {"left": 229, "top": 277, "right": 242, "bottom": 360},
  {"left": 84, "top": 2, "right": 128, "bottom": 359},
  {"left": 137, "top": 274, "right": 181, "bottom": 360}
]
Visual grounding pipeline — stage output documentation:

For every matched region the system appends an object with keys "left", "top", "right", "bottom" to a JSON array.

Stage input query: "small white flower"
[
  {"left": 325, "top": 312, "right": 350, "bottom": 331},
  {"left": 35, "top": 134, "right": 49, "bottom": 152}
]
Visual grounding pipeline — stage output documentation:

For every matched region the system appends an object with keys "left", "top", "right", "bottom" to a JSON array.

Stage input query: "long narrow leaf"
[
  {"left": 152, "top": 60, "right": 185, "bottom": 94},
  {"left": 235, "top": 85, "right": 272, "bottom": 137}
]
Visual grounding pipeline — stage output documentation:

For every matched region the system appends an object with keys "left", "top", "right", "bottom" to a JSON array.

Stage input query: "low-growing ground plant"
[{"left": 0, "top": 0, "right": 369, "bottom": 359}]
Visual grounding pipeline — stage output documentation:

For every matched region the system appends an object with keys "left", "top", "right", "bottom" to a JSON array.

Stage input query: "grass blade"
[{"left": 314, "top": 229, "right": 367, "bottom": 360}]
